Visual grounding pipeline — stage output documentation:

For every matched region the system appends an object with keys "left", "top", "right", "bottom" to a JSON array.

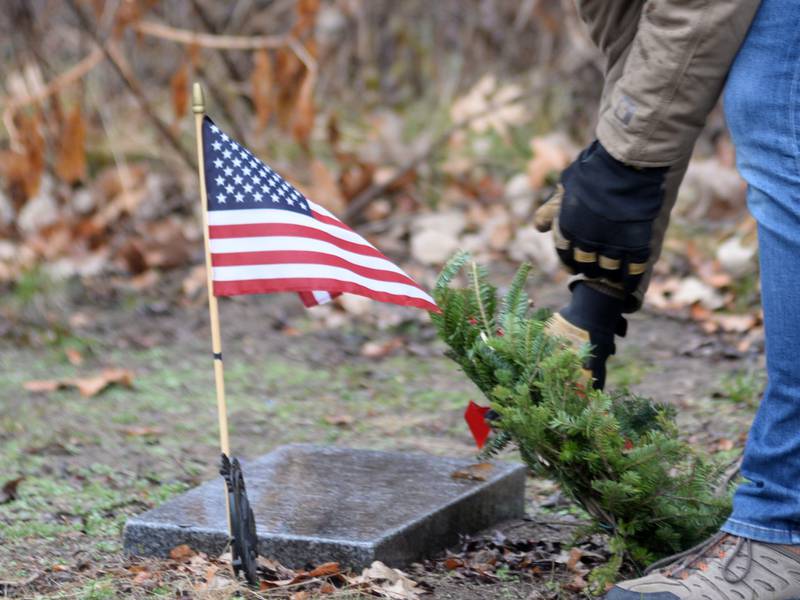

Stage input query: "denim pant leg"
[{"left": 719, "top": 0, "right": 800, "bottom": 545}]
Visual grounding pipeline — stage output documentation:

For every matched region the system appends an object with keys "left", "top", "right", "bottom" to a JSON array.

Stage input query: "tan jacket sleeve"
[{"left": 586, "top": 0, "right": 761, "bottom": 167}]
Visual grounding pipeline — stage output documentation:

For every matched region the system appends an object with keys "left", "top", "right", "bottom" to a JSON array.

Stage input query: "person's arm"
[
  {"left": 536, "top": 0, "right": 762, "bottom": 287},
  {"left": 596, "top": 0, "right": 761, "bottom": 167}
]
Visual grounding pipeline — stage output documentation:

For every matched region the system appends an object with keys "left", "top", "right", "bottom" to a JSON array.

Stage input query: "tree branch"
[
  {"left": 2, "top": 47, "right": 104, "bottom": 150},
  {"left": 65, "top": 0, "right": 195, "bottom": 170},
  {"left": 132, "top": 19, "right": 288, "bottom": 51}
]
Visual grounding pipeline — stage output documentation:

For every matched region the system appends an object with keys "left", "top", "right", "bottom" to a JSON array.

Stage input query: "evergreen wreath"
[{"left": 430, "top": 252, "right": 732, "bottom": 586}]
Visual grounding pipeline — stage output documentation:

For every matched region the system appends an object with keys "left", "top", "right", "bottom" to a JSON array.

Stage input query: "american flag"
[{"left": 202, "top": 117, "right": 439, "bottom": 312}]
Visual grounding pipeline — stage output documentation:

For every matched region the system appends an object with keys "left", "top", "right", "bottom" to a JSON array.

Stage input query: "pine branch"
[{"left": 432, "top": 255, "right": 732, "bottom": 585}]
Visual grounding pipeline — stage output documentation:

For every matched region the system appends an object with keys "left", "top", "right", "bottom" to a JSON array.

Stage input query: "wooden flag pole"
[
  {"left": 193, "top": 82, "right": 231, "bottom": 460},
  {"left": 192, "top": 85, "right": 259, "bottom": 583}
]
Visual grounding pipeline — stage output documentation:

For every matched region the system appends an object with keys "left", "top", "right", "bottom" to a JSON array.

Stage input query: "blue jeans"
[{"left": 720, "top": 0, "right": 800, "bottom": 545}]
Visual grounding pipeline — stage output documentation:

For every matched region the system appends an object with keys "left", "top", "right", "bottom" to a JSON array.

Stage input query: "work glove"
[
  {"left": 534, "top": 140, "right": 668, "bottom": 293},
  {"left": 546, "top": 282, "right": 627, "bottom": 390}
]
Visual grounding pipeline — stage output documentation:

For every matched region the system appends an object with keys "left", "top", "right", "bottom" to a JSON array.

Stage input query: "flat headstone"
[{"left": 123, "top": 444, "right": 526, "bottom": 568}]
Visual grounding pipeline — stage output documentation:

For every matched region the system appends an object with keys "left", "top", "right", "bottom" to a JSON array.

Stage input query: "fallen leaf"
[
  {"left": 713, "top": 313, "right": 758, "bottom": 333},
  {"left": 292, "top": 69, "right": 316, "bottom": 146},
  {"left": 527, "top": 133, "right": 574, "bottom": 189},
  {"left": 715, "top": 438, "right": 735, "bottom": 452},
  {"left": 132, "top": 570, "right": 151, "bottom": 584},
  {"left": 121, "top": 426, "right": 162, "bottom": 437},
  {"left": 181, "top": 265, "right": 207, "bottom": 298},
  {"left": 251, "top": 49, "right": 274, "bottom": 130},
  {"left": 65, "top": 347, "right": 84, "bottom": 366},
  {"left": 169, "top": 544, "right": 195, "bottom": 560},
  {"left": 23, "top": 380, "right": 61, "bottom": 393},
  {"left": 1, "top": 477, "right": 23, "bottom": 504},
  {"left": 357, "top": 561, "right": 420, "bottom": 600},
  {"left": 451, "top": 463, "right": 494, "bottom": 482},
  {"left": 308, "top": 562, "right": 340, "bottom": 578},
  {"left": 55, "top": 105, "right": 87, "bottom": 184},
  {"left": 324, "top": 415, "right": 354, "bottom": 427},
  {"left": 444, "top": 557, "right": 463, "bottom": 570},
  {"left": 73, "top": 368, "right": 134, "bottom": 397},
  {"left": 51, "top": 564, "right": 70, "bottom": 573},
  {"left": 318, "top": 582, "right": 336, "bottom": 594},
  {"left": 170, "top": 60, "right": 189, "bottom": 122},
  {"left": 566, "top": 547, "right": 583, "bottom": 572},
  {"left": 304, "top": 159, "right": 345, "bottom": 214},
  {"left": 360, "top": 337, "right": 404, "bottom": 358},
  {"left": 564, "top": 574, "right": 588, "bottom": 592},
  {"left": 24, "top": 368, "right": 134, "bottom": 397}
]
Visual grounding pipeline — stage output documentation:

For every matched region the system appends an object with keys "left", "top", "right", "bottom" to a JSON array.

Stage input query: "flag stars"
[
  {"left": 286, "top": 196, "right": 295, "bottom": 206},
  {"left": 226, "top": 184, "right": 235, "bottom": 195},
  {"left": 212, "top": 140, "right": 222, "bottom": 151},
  {"left": 240, "top": 150, "right": 249, "bottom": 160},
  {"left": 243, "top": 166, "right": 251, "bottom": 176},
  {"left": 254, "top": 191, "right": 263, "bottom": 202},
  {"left": 278, "top": 188, "right": 287, "bottom": 197},
  {"left": 244, "top": 183, "right": 253, "bottom": 193},
  {"left": 271, "top": 193, "right": 280, "bottom": 203},
  {"left": 210, "top": 124, "right": 220, "bottom": 133},
  {"left": 213, "top": 159, "right": 223, "bottom": 169},
  {"left": 234, "top": 175, "right": 243, "bottom": 185},
  {"left": 222, "top": 149, "right": 232, "bottom": 159},
  {"left": 215, "top": 176, "right": 225, "bottom": 186},
  {"left": 232, "top": 158, "right": 242, "bottom": 168},
  {"left": 217, "top": 194, "right": 226, "bottom": 204},
  {"left": 224, "top": 167, "right": 233, "bottom": 177},
  {"left": 235, "top": 192, "right": 245, "bottom": 203}
]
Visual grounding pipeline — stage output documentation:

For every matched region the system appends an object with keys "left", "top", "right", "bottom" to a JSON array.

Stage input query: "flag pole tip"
[{"left": 192, "top": 82, "right": 205, "bottom": 114}]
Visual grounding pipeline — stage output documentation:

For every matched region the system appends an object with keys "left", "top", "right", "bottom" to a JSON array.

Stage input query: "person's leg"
[{"left": 719, "top": 0, "right": 800, "bottom": 544}]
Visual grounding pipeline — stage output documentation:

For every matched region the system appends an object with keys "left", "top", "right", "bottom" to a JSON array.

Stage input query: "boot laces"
[{"left": 644, "top": 533, "right": 753, "bottom": 583}]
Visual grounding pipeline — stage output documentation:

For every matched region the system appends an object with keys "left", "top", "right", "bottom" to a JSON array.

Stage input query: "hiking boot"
[{"left": 606, "top": 531, "right": 800, "bottom": 599}]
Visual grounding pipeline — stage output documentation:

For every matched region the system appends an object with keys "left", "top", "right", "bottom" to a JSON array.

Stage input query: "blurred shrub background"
[{"left": 0, "top": 0, "right": 759, "bottom": 335}]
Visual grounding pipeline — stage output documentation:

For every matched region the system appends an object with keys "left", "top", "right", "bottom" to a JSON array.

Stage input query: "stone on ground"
[{"left": 123, "top": 444, "right": 526, "bottom": 568}]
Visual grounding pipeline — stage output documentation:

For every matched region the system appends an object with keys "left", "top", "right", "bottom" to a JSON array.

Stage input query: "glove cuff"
[{"left": 560, "top": 282, "right": 627, "bottom": 338}]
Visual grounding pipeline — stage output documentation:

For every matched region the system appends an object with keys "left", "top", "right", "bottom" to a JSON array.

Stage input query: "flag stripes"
[{"left": 202, "top": 117, "right": 438, "bottom": 312}]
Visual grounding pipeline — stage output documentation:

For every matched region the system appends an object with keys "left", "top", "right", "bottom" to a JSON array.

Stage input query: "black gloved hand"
[{"left": 534, "top": 140, "right": 668, "bottom": 291}]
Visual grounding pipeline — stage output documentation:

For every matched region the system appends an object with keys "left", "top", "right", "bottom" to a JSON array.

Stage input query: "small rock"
[
  {"left": 71, "top": 187, "right": 94, "bottom": 214},
  {"left": 717, "top": 236, "right": 757, "bottom": 277},
  {"left": 483, "top": 213, "right": 512, "bottom": 251},
  {"left": 338, "top": 294, "right": 372, "bottom": 316},
  {"left": 672, "top": 276, "right": 725, "bottom": 310},
  {"left": 412, "top": 211, "right": 466, "bottom": 237},
  {"left": 411, "top": 229, "right": 460, "bottom": 265},
  {"left": 505, "top": 173, "right": 535, "bottom": 219},
  {"left": 17, "top": 177, "right": 58, "bottom": 233},
  {"left": 508, "top": 226, "right": 559, "bottom": 275}
]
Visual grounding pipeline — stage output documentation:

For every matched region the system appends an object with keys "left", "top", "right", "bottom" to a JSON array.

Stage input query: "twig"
[
  {"left": 343, "top": 89, "right": 538, "bottom": 223},
  {"left": 717, "top": 455, "right": 743, "bottom": 495},
  {"left": 132, "top": 19, "right": 287, "bottom": 50},
  {"left": 65, "top": 0, "right": 195, "bottom": 170},
  {"left": 2, "top": 47, "right": 104, "bottom": 149},
  {"left": 188, "top": 0, "right": 252, "bottom": 137}
]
